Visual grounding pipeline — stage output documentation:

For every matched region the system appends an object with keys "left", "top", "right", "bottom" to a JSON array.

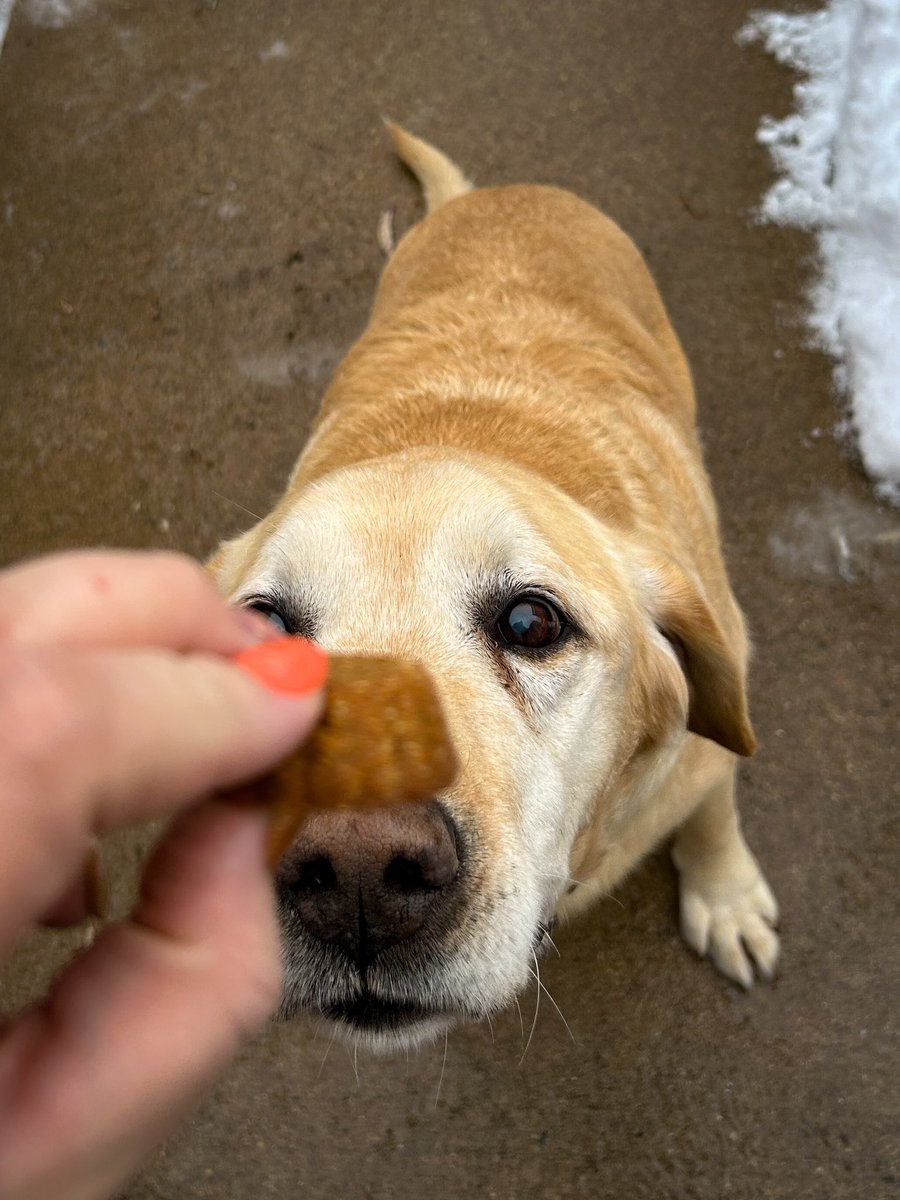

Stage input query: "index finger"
[
  {"left": 0, "top": 642, "right": 323, "bottom": 956},
  {"left": 0, "top": 550, "right": 259, "bottom": 654}
]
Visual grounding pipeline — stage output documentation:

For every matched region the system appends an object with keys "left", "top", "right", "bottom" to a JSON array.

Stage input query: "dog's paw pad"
[{"left": 680, "top": 874, "right": 780, "bottom": 989}]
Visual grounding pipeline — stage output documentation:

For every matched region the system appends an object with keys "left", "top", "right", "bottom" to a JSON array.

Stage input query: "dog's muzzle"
[{"left": 275, "top": 801, "right": 466, "bottom": 1034}]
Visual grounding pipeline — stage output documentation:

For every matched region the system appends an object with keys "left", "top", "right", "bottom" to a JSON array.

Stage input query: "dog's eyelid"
[
  {"left": 235, "top": 589, "right": 286, "bottom": 614},
  {"left": 235, "top": 587, "right": 318, "bottom": 641},
  {"left": 239, "top": 594, "right": 293, "bottom": 635},
  {"left": 480, "top": 576, "right": 577, "bottom": 622},
  {"left": 510, "top": 587, "right": 587, "bottom": 641}
]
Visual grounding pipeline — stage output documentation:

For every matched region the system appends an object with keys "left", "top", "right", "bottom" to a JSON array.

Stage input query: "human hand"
[{"left": 0, "top": 551, "right": 325, "bottom": 1200}]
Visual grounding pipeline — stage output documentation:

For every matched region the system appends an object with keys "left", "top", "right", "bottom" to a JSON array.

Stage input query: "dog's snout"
[{"left": 278, "top": 801, "right": 461, "bottom": 970}]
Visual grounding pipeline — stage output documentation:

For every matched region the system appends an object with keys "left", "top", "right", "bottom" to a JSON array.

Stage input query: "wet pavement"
[{"left": 1, "top": 2, "right": 898, "bottom": 1197}]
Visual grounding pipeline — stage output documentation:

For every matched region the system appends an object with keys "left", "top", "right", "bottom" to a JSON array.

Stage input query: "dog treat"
[{"left": 227, "top": 655, "right": 458, "bottom": 866}]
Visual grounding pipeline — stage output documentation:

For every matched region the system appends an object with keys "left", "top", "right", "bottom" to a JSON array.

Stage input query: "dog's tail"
[{"left": 384, "top": 121, "right": 473, "bottom": 212}]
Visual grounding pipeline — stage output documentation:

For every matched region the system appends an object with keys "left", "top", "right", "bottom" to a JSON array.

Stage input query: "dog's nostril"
[
  {"left": 292, "top": 855, "right": 338, "bottom": 892},
  {"left": 383, "top": 854, "right": 433, "bottom": 892},
  {"left": 383, "top": 836, "right": 459, "bottom": 892}
]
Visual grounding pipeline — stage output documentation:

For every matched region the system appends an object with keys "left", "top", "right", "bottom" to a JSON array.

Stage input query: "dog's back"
[
  {"left": 380, "top": 121, "right": 694, "bottom": 417},
  {"left": 293, "top": 127, "right": 735, "bottom": 644}
]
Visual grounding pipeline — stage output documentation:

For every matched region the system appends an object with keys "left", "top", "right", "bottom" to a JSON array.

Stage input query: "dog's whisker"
[
  {"left": 344, "top": 1038, "right": 361, "bottom": 1087},
  {"left": 209, "top": 488, "right": 263, "bottom": 522},
  {"left": 317, "top": 1025, "right": 338, "bottom": 1081},
  {"left": 512, "top": 993, "right": 525, "bottom": 1049},
  {"left": 545, "top": 875, "right": 628, "bottom": 911},
  {"left": 485, "top": 1012, "right": 496, "bottom": 1045},
  {"left": 544, "top": 931, "right": 562, "bottom": 958},
  {"left": 434, "top": 1030, "right": 449, "bottom": 1108},
  {"left": 529, "top": 958, "right": 576, "bottom": 1046},
  {"left": 535, "top": 872, "right": 587, "bottom": 888},
  {"left": 519, "top": 957, "right": 542, "bottom": 1066}
]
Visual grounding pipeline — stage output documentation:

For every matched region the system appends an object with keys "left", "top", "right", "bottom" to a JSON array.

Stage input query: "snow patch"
[
  {"left": 739, "top": 1, "right": 900, "bottom": 504},
  {"left": 0, "top": 0, "right": 15, "bottom": 54}
]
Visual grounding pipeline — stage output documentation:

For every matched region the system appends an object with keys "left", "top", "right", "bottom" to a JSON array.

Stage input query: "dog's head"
[{"left": 211, "top": 450, "right": 753, "bottom": 1050}]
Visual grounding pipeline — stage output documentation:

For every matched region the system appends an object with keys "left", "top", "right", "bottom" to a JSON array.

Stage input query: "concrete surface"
[{"left": 1, "top": 2, "right": 898, "bottom": 1198}]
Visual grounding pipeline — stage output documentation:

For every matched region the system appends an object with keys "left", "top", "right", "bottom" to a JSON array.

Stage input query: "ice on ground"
[
  {"left": 739, "top": 0, "right": 900, "bottom": 505},
  {"left": 260, "top": 39, "right": 290, "bottom": 61},
  {"left": 237, "top": 344, "right": 343, "bottom": 388},
  {"left": 24, "top": 0, "right": 93, "bottom": 28},
  {"left": 769, "top": 489, "right": 900, "bottom": 589},
  {"left": 1, "top": 1, "right": 95, "bottom": 52}
]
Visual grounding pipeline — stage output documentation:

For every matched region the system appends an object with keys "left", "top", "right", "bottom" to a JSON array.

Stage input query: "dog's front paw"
[{"left": 677, "top": 853, "right": 780, "bottom": 989}]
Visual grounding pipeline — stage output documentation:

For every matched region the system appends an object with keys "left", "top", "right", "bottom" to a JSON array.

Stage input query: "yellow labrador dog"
[{"left": 209, "top": 126, "right": 779, "bottom": 1049}]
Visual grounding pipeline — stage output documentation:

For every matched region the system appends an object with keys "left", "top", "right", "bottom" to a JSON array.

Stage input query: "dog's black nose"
[{"left": 277, "top": 801, "right": 461, "bottom": 970}]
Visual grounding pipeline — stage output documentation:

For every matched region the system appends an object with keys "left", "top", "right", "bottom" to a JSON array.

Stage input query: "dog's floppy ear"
[{"left": 638, "top": 556, "right": 756, "bottom": 757}]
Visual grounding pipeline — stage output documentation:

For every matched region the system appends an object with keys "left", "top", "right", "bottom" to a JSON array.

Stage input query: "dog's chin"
[
  {"left": 274, "top": 916, "right": 555, "bottom": 1051},
  {"left": 278, "top": 993, "right": 458, "bottom": 1052},
  {"left": 329, "top": 999, "right": 456, "bottom": 1053}
]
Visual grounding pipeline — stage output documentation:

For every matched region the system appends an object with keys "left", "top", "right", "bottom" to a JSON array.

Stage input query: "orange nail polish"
[{"left": 235, "top": 637, "right": 329, "bottom": 695}]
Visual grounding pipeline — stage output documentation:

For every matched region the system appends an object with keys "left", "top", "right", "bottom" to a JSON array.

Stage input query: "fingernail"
[
  {"left": 233, "top": 607, "right": 284, "bottom": 645},
  {"left": 235, "top": 637, "right": 329, "bottom": 695}
]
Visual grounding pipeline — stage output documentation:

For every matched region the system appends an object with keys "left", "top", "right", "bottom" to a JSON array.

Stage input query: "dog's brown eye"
[
  {"left": 496, "top": 597, "right": 563, "bottom": 649},
  {"left": 245, "top": 600, "right": 289, "bottom": 635}
]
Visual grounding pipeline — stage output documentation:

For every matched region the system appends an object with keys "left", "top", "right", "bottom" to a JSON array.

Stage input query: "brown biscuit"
[{"left": 226, "top": 656, "right": 458, "bottom": 866}]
